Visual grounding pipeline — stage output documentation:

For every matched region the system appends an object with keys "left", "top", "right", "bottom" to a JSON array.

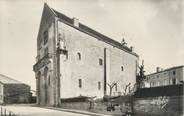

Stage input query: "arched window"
[
  {"left": 44, "top": 67, "right": 48, "bottom": 78},
  {"left": 77, "top": 52, "right": 81, "bottom": 60},
  {"left": 121, "top": 66, "right": 124, "bottom": 71}
]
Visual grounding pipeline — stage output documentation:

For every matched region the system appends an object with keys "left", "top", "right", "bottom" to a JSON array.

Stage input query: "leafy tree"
[{"left": 136, "top": 60, "right": 146, "bottom": 89}]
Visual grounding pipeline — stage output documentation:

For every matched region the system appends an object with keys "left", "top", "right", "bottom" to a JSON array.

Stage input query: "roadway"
[{"left": 0, "top": 105, "right": 91, "bottom": 116}]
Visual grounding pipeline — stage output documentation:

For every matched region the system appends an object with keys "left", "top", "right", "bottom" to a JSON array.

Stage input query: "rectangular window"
[
  {"left": 78, "top": 79, "right": 82, "bottom": 88},
  {"left": 99, "top": 59, "right": 103, "bottom": 65},
  {"left": 172, "top": 78, "right": 176, "bottom": 85},
  {"left": 98, "top": 82, "right": 101, "bottom": 90},
  {"left": 152, "top": 82, "right": 155, "bottom": 86},
  {"left": 173, "top": 71, "right": 176, "bottom": 75},
  {"left": 44, "top": 30, "right": 48, "bottom": 45},
  {"left": 157, "top": 81, "right": 160, "bottom": 86}
]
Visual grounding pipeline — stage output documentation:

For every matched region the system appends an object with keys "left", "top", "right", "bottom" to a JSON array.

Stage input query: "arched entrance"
[
  {"left": 36, "top": 71, "right": 41, "bottom": 105},
  {"left": 43, "top": 67, "right": 48, "bottom": 105}
]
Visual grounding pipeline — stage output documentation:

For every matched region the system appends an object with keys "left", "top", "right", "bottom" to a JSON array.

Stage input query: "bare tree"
[
  {"left": 107, "top": 82, "right": 118, "bottom": 96},
  {"left": 122, "top": 83, "right": 131, "bottom": 95}
]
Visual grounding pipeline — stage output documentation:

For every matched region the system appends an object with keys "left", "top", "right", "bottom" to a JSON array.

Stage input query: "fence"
[
  {"left": 0, "top": 107, "right": 15, "bottom": 116},
  {"left": 134, "top": 84, "right": 183, "bottom": 98}
]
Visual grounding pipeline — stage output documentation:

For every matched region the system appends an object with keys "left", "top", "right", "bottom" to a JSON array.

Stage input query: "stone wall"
[
  {"left": 35, "top": 3, "right": 60, "bottom": 106},
  {"left": 61, "top": 102, "right": 90, "bottom": 110},
  {"left": 58, "top": 20, "right": 138, "bottom": 98},
  {"left": 4, "top": 84, "right": 31, "bottom": 104},
  {"left": 133, "top": 96, "right": 183, "bottom": 116},
  {"left": 133, "top": 85, "right": 183, "bottom": 116}
]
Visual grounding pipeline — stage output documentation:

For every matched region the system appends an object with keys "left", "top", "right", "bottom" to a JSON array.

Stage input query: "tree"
[
  {"left": 136, "top": 60, "right": 146, "bottom": 89},
  {"left": 122, "top": 83, "right": 131, "bottom": 95},
  {"left": 107, "top": 82, "right": 118, "bottom": 96}
]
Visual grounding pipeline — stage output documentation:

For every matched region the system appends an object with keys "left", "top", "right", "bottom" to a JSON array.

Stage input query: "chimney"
[
  {"left": 156, "top": 67, "right": 161, "bottom": 72},
  {"left": 130, "top": 46, "right": 134, "bottom": 52},
  {"left": 73, "top": 17, "right": 79, "bottom": 27}
]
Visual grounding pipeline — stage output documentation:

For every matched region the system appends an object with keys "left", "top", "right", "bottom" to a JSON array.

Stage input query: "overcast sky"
[{"left": 0, "top": 0, "right": 183, "bottom": 90}]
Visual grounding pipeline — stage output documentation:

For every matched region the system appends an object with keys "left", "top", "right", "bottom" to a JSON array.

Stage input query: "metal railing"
[{"left": 0, "top": 107, "right": 15, "bottom": 116}]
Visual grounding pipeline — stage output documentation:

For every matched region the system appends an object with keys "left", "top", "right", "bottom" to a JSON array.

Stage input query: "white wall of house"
[{"left": 58, "top": 20, "right": 138, "bottom": 98}]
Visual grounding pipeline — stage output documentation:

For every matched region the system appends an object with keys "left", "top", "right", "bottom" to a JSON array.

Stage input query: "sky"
[{"left": 0, "top": 0, "right": 183, "bottom": 90}]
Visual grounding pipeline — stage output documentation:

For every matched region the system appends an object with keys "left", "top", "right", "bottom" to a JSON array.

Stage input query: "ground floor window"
[{"left": 172, "top": 78, "right": 176, "bottom": 85}]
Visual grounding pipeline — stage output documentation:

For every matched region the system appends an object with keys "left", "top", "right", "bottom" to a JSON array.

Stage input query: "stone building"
[
  {"left": 0, "top": 74, "right": 31, "bottom": 104},
  {"left": 145, "top": 65, "right": 184, "bottom": 88},
  {"left": 33, "top": 3, "right": 139, "bottom": 106}
]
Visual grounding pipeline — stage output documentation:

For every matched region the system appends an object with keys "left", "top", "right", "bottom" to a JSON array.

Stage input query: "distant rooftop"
[
  {"left": 146, "top": 65, "right": 184, "bottom": 76},
  {"left": 0, "top": 74, "right": 23, "bottom": 84}
]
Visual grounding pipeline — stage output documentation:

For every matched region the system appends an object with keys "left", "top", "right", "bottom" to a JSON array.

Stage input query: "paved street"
[{"left": 0, "top": 105, "right": 91, "bottom": 116}]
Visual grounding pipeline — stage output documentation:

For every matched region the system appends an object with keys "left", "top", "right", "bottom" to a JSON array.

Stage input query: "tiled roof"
[
  {"left": 0, "top": 74, "right": 23, "bottom": 84},
  {"left": 49, "top": 6, "right": 138, "bottom": 57}
]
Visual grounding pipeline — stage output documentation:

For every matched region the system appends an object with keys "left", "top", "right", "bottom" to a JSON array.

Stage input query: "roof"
[
  {"left": 0, "top": 74, "right": 23, "bottom": 84},
  {"left": 146, "top": 65, "right": 184, "bottom": 77},
  {"left": 45, "top": 3, "right": 138, "bottom": 57}
]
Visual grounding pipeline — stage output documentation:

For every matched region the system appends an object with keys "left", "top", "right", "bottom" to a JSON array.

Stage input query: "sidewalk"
[{"left": 45, "top": 107, "right": 113, "bottom": 116}]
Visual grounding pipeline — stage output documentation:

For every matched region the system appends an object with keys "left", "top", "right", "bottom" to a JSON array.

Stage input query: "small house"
[{"left": 0, "top": 74, "right": 31, "bottom": 104}]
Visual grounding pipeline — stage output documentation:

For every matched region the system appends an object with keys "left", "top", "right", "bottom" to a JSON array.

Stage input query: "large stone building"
[
  {"left": 33, "top": 3, "right": 139, "bottom": 106},
  {"left": 144, "top": 65, "right": 184, "bottom": 88},
  {"left": 0, "top": 74, "right": 31, "bottom": 104}
]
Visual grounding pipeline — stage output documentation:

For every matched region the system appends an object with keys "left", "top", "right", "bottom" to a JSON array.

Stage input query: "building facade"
[
  {"left": 0, "top": 74, "right": 31, "bottom": 104},
  {"left": 145, "top": 66, "right": 184, "bottom": 88},
  {"left": 33, "top": 3, "right": 139, "bottom": 106}
]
